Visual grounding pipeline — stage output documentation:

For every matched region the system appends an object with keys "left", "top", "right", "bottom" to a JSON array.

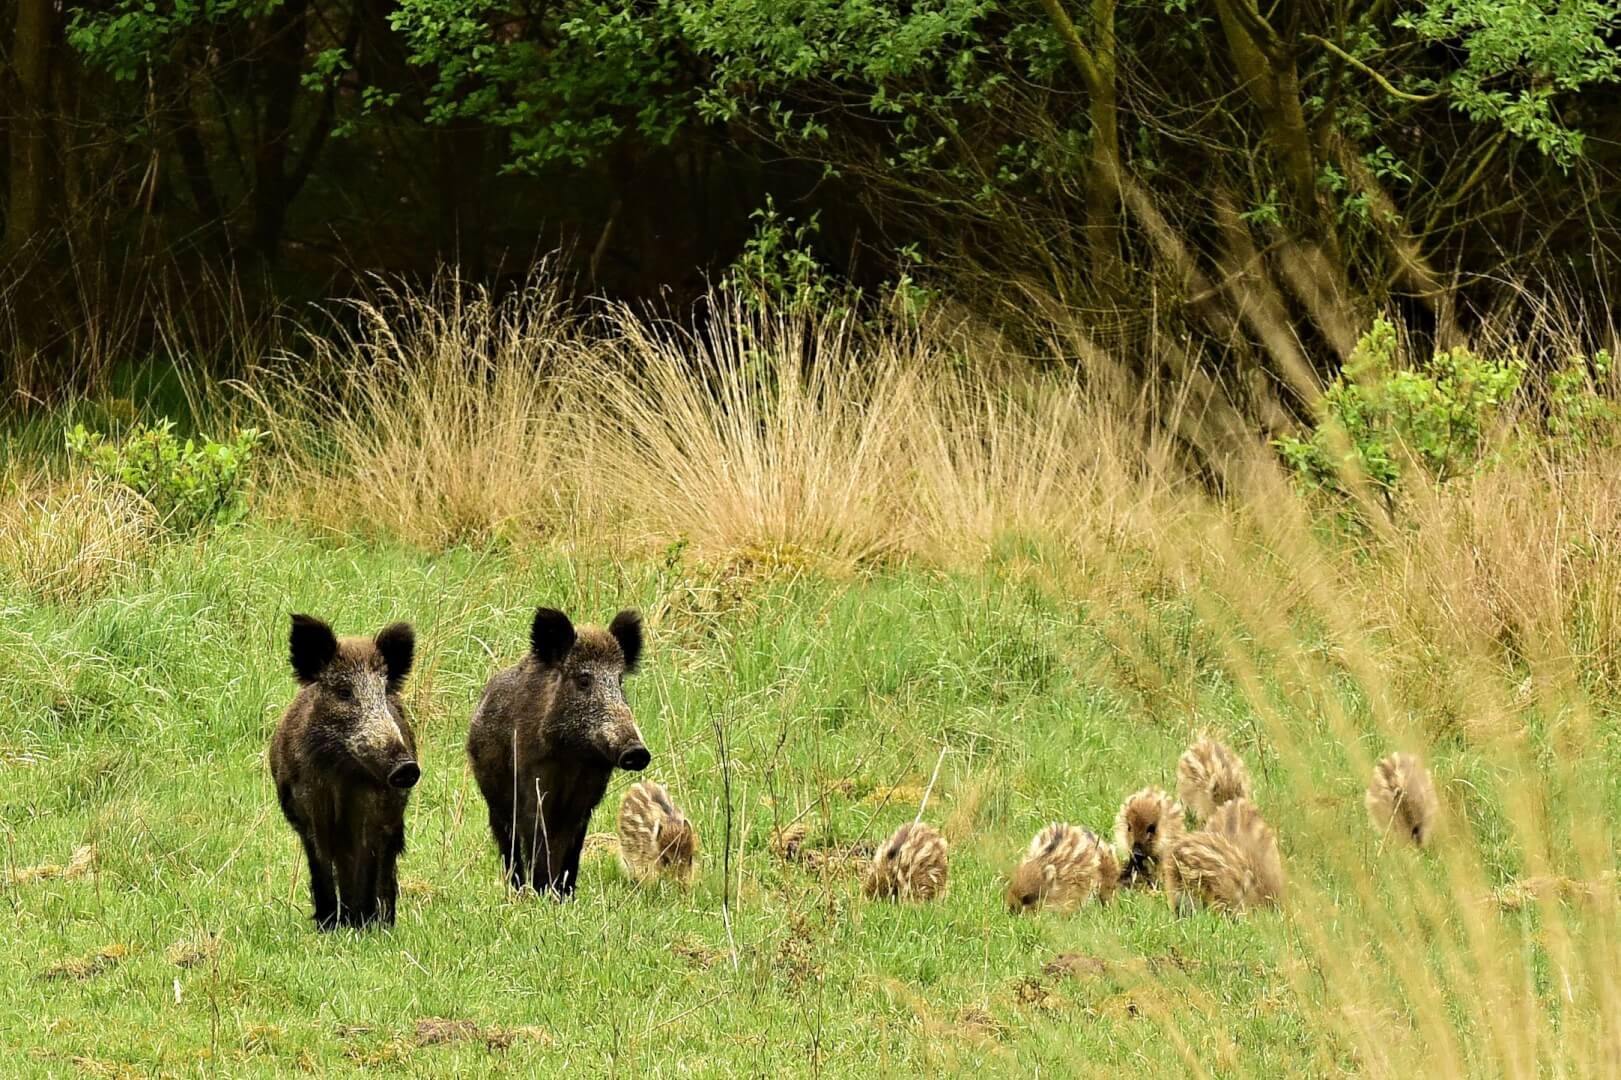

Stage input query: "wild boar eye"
[
  {"left": 574, "top": 672, "right": 593, "bottom": 690},
  {"left": 1146, "top": 823, "right": 1157, "bottom": 836},
  {"left": 332, "top": 683, "right": 355, "bottom": 702}
]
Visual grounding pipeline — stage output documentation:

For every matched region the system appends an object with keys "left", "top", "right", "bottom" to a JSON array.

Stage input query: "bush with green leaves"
[
  {"left": 66, "top": 420, "right": 263, "bottom": 533},
  {"left": 1277, "top": 318, "right": 1526, "bottom": 498},
  {"left": 721, "top": 197, "right": 856, "bottom": 319},
  {"left": 1545, "top": 348, "right": 1619, "bottom": 449},
  {"left": 721, "top": 198, "right": 936, "bottom": 326},
  {"left": 1278, "top": 319, "right": 1617, "bottom": 502}
]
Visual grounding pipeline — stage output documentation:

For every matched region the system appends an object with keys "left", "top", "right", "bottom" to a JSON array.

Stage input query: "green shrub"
[
  {"left": 1545, "top": 348, "right": 1619, "bottom": 449},
  {"left": 721, "top": 196, "right": 857, "bottom": 319},
  {"left": 721, "top": 197, "right": 935, "bottom": 325},
  {"left": 1277, "top": 318, "right": 1524, "bottom": 498},
  {"left": 1277, "top": 319, "right": 1617, "bottom": 504},
  {"left": 66, "top": 419, "right": 263, "bottom": 532}
]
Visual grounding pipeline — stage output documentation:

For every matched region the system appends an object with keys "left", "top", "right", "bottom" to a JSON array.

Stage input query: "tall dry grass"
[
  {"left": 243, "top": 276, "right": 585, "bottom": 548},
  {"left": 0, "top": 467, "right": 158, "bottom": 603},
  {"left": 234, "top": 272, "right": 1621, "bottom": 1074},
  {"left": 571, "top": 306, "right": 922, "bottom": 563},
  {"left": 1147, "top": 453, "right": 1621, "bottom": 1077},
  {"left": 249, "top": 276, "right": 1176, "bottom": 565}
]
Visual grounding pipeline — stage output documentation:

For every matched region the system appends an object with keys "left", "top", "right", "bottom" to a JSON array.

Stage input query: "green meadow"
[
  {"left": 3, "top": 526, "right": 1324, "bottom": 1075},
  {"left": 4, "top": 297, "right": 1619, "bottom": 1076}
]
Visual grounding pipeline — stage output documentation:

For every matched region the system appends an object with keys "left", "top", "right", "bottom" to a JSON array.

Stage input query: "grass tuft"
[{"left": 0, "top": 469, "right": 158, "bottom": 603}]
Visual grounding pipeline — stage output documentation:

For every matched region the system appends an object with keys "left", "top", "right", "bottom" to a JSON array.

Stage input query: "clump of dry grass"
[
  {"left": 0, "top": 469, "right": 157, "bottom": 603},
  {"left": 901, "top": 361, "right": 1176, "bottom": 562},
  {"left": 247, "top": 274, "right": 586, "bottom": 548},
  {"left": 39, "top": 944, "right": 128, "bottom": 982},
  {"left": 1369, "top": 448, "right": 1621, "bottom": 716},
  {"left": 4, "top": 843, "right": 96, "bottom": 886},
  {"left": 412, "top": 1017, "right": 552, "bottom": 1051},
  {"left": 573, "top": 304, "right": 922, "bottom": 565},
  {"left": 164, "top": 935, "right": 221, "bottom": 969},
  {"left": 253, "top": 275, "right": 1171, "bottom": 565},
  {"left": 1104, "top": 434, "right": 1621, "bottom": 1077}
]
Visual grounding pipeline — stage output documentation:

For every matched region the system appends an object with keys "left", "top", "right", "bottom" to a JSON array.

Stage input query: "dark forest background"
[{"left": 3, "top": 0, "right": 1619, "bottom": 419}]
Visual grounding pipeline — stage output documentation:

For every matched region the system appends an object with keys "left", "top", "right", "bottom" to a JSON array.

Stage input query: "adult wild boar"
[
  {"left": 269, "top": 614, "right": 419, "bottom": 929},
  {"left": 467, "top": 607, "right": 648, "bottom": 895}
]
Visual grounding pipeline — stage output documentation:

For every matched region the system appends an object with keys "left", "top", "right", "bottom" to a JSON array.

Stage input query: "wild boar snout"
[
  {"left": 589, "top": 678, "right": 648, "bottom": 770},
  {"left": 604, "top": 705, "right": 649, "bottom": 771},
  {"left": 338, "top": 672, "right": 416, "bottom": 786}
]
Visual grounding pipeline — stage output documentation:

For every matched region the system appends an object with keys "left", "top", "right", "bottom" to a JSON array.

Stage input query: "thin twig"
[
  {"left": 1304, "top": 34, "right": 1441, "bottom": 104},
  {"left": 914, "top": 746, "right": 948, "bottom": 826},
  {"left": 207, "top": 804, "right": 271, "bottom": 887},
  {"left": 855, "top": 748, "right": 923, "bottom": 835},
  {"left": 636, "top": 990, "right": 731, "bottom": 1042},
  {"left": 713, "top": 713, "right": 739, "bottom": 970},
  {"left": 778, "top": 744, "right": 883, "bottom": 834},
  {"left": 534, "top": 783, "right": 550, "bottom": 892},
  {"left": 511, "top": 726, "right": 521, "bottom": 887}
]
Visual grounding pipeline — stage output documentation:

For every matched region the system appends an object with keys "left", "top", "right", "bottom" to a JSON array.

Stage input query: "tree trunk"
[
  {"left": 251, "top": 0, "right": 311, "bottom": 261},
  {"left": 1210, "top": 0, "right": 1320, "bottom": 236},
  {"left": 166, "top": 64, "right": 230, "bottom": 258},
  {"left": 1084, "top": 0, "right": 1121, "bottom": 290},
  {"left": 1038, "top": 0, "right": 1123, "bottom": 293},
  {"left": 4, "top": 0, "right": 54, "bottom": 263}
]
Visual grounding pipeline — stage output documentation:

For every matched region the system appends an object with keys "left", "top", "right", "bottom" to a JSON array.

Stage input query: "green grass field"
[
  {"left": 0, "top": 523, "right": 1397, "bottom": 1076},
  {"left": 6, "top": 297, "right": 1620, "bottom": 1076}
]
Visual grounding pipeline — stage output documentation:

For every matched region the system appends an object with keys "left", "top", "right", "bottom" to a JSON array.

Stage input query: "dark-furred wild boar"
[
  {"left": 269, "top": 614, "right": 419, "bottom": 930},
  {"left": 467, "top": 607, "right": 648, "bottom": 895}
]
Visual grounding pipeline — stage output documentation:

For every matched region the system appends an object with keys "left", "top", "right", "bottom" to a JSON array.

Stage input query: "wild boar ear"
[
  {"left": 374, "top": 622, "right": 415, "bottom": 692},
  {"left": 289, "top": 614, "right": 338, "bottom": 684},
  {"left": 609, "top": 609, "right": 643, "bottom": 673},
  {"left": 530, "top": 607, "right": 576, "bottom": 667}
]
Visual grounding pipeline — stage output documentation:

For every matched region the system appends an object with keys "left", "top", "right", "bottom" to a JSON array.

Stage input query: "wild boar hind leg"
[{"left": 487, "top": 804, "right": 526, "bottom": 891}]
